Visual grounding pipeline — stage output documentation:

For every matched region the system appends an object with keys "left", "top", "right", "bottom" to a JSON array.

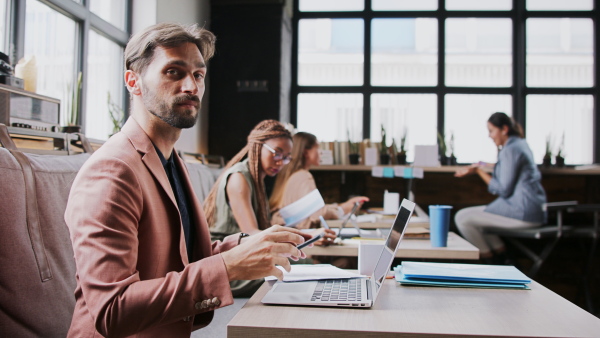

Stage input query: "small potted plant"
[
  {"left": 555, "top": 132, "right": 565, "bottom": 167},
  {"left": 437, "top": 131, "right": 448, "bottom": 165},
  {"left": 62, "top": 72, "right": 82, "bottom": 133},
  {"left": 347, "top": 130, "right": 360, "bottom": 165},
  {"left": 107, "top": 91, "right": 125, "bottom": 137},
  {"left": 379, "top": 125, "right": 390, "bottom": 165},
  {"left": 395, "top": 128, "right": 408, "bottom": 165},
  {"left": 447, "top": 131, "right": 456, "bottom": 165},
  {"left": 543, "top": 134, "right": 553, "bottom": 167}
]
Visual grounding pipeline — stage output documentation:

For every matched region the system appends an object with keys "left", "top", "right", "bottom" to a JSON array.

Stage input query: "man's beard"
[{"left": 141, "top": 85, "right": 200, "bottom": 129}]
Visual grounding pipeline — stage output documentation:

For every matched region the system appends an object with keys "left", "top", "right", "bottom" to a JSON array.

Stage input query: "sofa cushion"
[{"left": 0, "top": 147, "right": 90, "bottom": 337}]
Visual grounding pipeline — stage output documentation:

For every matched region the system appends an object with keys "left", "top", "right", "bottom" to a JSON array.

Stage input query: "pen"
[{"left": 319, "top": 216, "right": 330, "bottom": 229}]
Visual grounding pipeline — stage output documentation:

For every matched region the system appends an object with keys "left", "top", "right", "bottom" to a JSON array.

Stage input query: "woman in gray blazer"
[{"left": 454, "top": 112, "right": 547, "bottom": 263}]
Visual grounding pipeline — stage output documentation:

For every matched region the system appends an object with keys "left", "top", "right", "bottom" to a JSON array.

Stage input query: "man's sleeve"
[{"left": 66, "top": 156, "right": 233, "bottom": 337}]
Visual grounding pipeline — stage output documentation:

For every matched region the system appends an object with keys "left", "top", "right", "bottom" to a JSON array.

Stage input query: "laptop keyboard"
[{"left": 311, "top": 279, "right": 362, "bottom": 302}]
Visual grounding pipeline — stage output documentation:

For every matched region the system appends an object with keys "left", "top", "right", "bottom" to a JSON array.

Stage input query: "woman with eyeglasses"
[
  {"left": 270, "top": 132, "right": 369, "bottom": 230},
  {"left": 204, "top": 120, "right": 335, "bottom": 296}
]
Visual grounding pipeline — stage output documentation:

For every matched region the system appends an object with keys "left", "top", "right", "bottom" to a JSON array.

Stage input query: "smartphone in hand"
[{"left": 296, "top": 233, "right": 323, "bottom": 250}]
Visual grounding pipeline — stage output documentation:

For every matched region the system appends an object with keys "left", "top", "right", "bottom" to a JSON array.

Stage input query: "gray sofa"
[{"left": 0, "top": 124, "right": 221, "bottom": 337}]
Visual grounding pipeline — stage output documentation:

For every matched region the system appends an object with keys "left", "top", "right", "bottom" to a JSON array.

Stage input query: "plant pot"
[
  {"left": 396, "top": 153, "right": 407, "bottom": 165},
  {"left": 439, "top": 155, "right": 448, "bottom": 166},
  {"left": 555, "top": 156, "right": 565, "bottom": 167},
  {"left": 380, "top": 154, "right": 390, "bottom": 165},
  {"left": 348, "top": 153, "right": 360, "bottom": 165},
  {"left": 61, "top": 125, "right": 81, "bottom": 133},
  {"left": 446, "top": 155, "right": 457, "bottom": 166},
  {"left": 542, "top": 156, "right": 552, "bottom": 167}
]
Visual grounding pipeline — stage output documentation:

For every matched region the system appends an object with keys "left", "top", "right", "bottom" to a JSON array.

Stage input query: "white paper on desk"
[
  {"left": 279, "top": 189, "right": 325, "bottom": 227},
  {"left": 371, "top": 166, "right": 384, "bottom": 177},
  {"left": 265, "top": 264, "right": 366, "bottom": 282}
]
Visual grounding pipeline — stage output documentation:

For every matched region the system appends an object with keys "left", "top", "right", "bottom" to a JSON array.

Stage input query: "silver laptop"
[
  {"left": 335, "top": 202, "right": 361, "bottom": 239},
  {"left": 261, "top": 199, "right": 416, "bottom": 308}
]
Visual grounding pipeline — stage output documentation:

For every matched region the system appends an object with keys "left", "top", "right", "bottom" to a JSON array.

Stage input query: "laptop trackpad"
[{"left": 273, "top": 282, "right": 314, "bottom": 293}]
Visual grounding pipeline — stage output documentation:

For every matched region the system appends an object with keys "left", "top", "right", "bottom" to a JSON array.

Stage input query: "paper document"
[
  {"left": 265, "top": 264, "right": 366, "bottom": 282},
  {"left": 279, "top": 189, "right": 325, "bottom": 227}
]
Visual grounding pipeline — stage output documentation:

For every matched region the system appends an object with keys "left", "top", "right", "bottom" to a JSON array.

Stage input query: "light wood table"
[
  {"left": 303, "top": 232, "right": 479, "bottom": 260},
  {"left": 325, "top": 218, "right": 430, "bottom": 229},
  {"left": 227, "top": 279, "right": 600, "bottom": 337}
]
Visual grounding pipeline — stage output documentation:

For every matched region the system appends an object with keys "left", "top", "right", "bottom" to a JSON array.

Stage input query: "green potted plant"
[
  {"left": 107, "top": 92, "right": 125, "bottom": 137},
  {"left": 437, "top": 131, "right": 447, "bottom": 165},
  {"left": 347, "top": 129, "right": 360, "bottom": 165},
  {"left": 543, "top": 134, "right": 553, "bottom": 167},
  {"left": 379, "top": 124, "right": 390, "bottom": 165},
  {"left": 395, "top": 127, "right": 408, "bottom": 165},
  {"left": 447, "top": 131, "right": 456, "bottom": 165},
  {"left": 62, "top": 72, "right": 82, "bottom": 133},
  {"left": 555, "top": 132, "right": 565, "bottom": 167}
]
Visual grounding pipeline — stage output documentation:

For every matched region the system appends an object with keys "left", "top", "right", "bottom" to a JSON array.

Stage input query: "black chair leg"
[{"left": 506, "top": 237, "right": 559, "bottom": 278}]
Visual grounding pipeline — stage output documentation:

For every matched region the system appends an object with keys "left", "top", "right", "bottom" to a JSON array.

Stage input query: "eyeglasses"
[{"left": 262, "top": 143, "right": 292, "bottom": 165}]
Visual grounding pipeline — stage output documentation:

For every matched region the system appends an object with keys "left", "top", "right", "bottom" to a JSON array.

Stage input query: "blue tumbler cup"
[{"left": 429, "top": 205, "right": 453, "bottom": 247}]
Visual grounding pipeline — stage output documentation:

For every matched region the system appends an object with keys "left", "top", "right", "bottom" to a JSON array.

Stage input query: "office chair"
[
  {"left": 483, "top": 201, "right": 578, "bottom": 278},
  {"left": 563, "top": 204, "right": 600, "bottom": 314}
]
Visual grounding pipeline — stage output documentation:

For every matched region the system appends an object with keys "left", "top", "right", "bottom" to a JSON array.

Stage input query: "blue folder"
[{"left": 395, "top": 261, "right": 531, "bottom": 289}]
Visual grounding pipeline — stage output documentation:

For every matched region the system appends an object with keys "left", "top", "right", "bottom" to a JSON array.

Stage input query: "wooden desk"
[
  {"left": 326, "top": 218, "right": 430, "bottom": 229},
  {"left": 303, "top": 232, "right": 479, "bottom": 260},
  {"left": 228, "top": 279, "right": 600, "bottom": 337}
]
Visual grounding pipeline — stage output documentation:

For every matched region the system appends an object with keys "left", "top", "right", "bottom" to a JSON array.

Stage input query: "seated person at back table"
[
  {"left": 204, "top": 121, "right": 336, "bottom": 296},
  {"left": 454, "top": 112, "right": 547, "bottom": 264},
  {"left": 64, "top": 23, "right": 310, "bottom": 337},
  {"left": 270, "top": 131, "right": 368, "bottom": 230}
]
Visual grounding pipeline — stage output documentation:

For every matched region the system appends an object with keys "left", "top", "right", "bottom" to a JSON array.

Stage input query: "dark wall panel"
[{"left": 209, "top": 3, "right": 287, "bottom": 160}]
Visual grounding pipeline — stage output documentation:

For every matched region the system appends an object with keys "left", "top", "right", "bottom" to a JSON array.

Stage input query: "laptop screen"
[
  {"left": 338, "top": 201, "right": 359, "bottom": 237},
  {"left": 372, "top": 201, "right": 413, "bottom": 286}
]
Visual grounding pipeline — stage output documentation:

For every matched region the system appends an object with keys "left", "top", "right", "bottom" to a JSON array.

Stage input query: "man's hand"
[{"left": 221, "top": 225, "right": 312, "bottom": 281}]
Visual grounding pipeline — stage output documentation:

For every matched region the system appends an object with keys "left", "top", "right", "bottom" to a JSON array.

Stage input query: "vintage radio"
[{"left": 0, "top": 83, "right": 61, "bottom": 132}]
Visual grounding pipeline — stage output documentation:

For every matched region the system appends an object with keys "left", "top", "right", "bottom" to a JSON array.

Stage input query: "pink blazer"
[{"left": 65, "top": 118, "right": 237, "bottom": 337}]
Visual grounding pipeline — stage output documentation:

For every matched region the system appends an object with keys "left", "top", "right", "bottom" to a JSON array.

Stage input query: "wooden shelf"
[{"left": 310, "top": 164, "right": 600, "bottom": 175}]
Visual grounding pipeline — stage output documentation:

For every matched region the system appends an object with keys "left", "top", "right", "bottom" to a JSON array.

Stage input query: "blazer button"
[
  {"left": 183, "top": 316, "right": 192, "bottom": 322},
  {"left": 212, "top": 297, "right": 221, "bottom": 307},
  {"left": 194, "top": 302, "right": 202, "bottom": 310},
  {"left": 201, "top": 300, "right": 210, "bottom": 309}
]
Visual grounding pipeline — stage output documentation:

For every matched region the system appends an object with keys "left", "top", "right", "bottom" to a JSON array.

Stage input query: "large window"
[
  {"left": 292, "top": 0, "right": 598, "bottom": 164},
  {"left": 4, "top": 0, "right": 129, "bottom": 140}
]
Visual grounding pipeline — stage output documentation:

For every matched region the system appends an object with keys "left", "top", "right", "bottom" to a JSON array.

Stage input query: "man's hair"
[{"left": 124, "top": 22, "right": 216, "bottom": 74}]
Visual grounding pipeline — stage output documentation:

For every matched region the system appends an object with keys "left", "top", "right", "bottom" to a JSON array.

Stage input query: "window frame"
[
  {"left": 7, "top": 0, "right": 131, "bottom": 136},
  {"left": 291, "top": 0, "right": 599, "bottom": 163}
]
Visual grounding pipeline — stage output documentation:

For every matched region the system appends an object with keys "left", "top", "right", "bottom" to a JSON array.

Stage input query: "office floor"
[
  {"left": 191, "top": 298, "right": 249, "bottom": 338},
  {"left": 507, "top": 238, "right": 599, "bottom": 318}
]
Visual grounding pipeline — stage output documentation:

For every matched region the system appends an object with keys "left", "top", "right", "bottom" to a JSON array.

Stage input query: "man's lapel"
[{"left": 120, "top": 118, "right": 188, "bottom": 263}]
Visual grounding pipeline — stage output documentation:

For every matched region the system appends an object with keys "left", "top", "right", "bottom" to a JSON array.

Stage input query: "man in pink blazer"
[{"left": 65, "top": 23, "right": 309, "bottom": 337}]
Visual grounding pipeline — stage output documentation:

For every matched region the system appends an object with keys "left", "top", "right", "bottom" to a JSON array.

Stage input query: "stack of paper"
[
  {"left": 265, "top": 264, "right": 366, "bottom": 282},
  {"left": 395, "top": 261, "right": 531, "bottom": 290}
]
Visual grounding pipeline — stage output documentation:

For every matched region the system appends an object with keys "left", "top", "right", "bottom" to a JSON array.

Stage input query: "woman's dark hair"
[{"left": 488, "top": 112, "right": 524, "bottom": 138}]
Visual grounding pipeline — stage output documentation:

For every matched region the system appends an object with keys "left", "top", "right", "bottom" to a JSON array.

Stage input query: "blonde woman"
[
  {"left": 204, "top": 122, "right": 334, "bottom": 295},
  {"left": 270, "top": 132, "right": 369, "bottom": 230}
]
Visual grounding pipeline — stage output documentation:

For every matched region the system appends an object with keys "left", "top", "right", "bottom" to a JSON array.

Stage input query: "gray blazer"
[{"left": 485, "top": 136, "right": 547, "bottom": 223}]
